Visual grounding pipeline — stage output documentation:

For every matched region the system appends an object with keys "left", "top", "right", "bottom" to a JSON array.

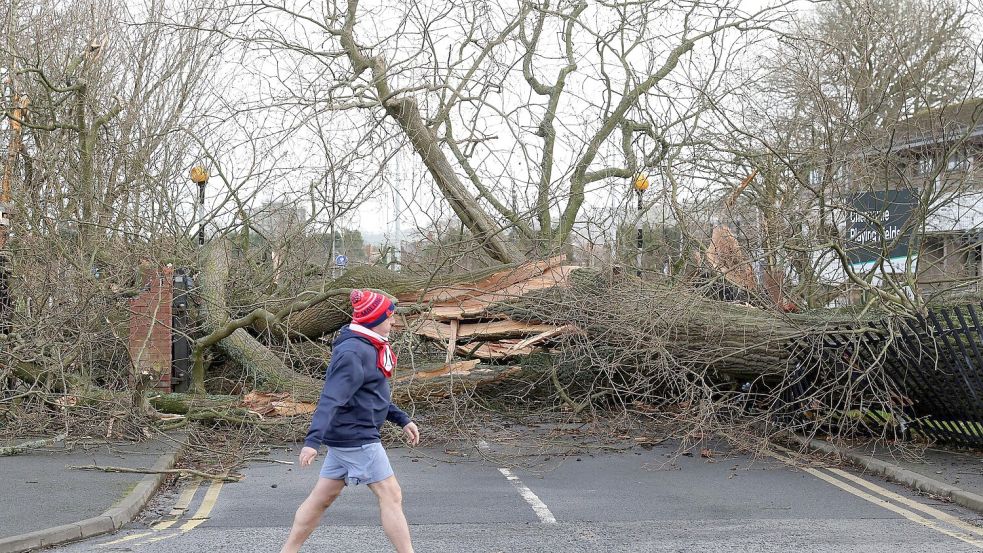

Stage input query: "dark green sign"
[{"left": 845, "top": 189, "right": 917, "bottom": 264}]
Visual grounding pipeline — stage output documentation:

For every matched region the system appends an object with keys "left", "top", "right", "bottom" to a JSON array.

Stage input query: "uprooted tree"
[{"left": 4, "top": 0, "right": 983, "bottom": 449}]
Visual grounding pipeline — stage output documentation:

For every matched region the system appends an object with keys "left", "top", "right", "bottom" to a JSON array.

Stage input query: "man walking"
[{"left": 281, "top": 289, "right": 420, "bottom": 553}]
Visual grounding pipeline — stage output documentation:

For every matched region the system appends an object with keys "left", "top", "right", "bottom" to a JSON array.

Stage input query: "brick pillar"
[{"left": 128, "top": 265, "right": 174, "bottom": 392}]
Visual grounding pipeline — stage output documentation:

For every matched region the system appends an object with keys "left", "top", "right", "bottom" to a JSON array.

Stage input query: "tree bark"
[
  {"left": 196, "top": 242, "right": 322, "bottom": 401},
  {"left": 269, "top": 265, "right": 420, "bottom": 339},
  {"left": 272, "top": 262, "right": 526, "bottom": 339},
  {"left": 336, "top": 1, "right": 522, "bottom": 265},
  {"left": 486, "top": 268, "right": 865, "bottom": 383}
]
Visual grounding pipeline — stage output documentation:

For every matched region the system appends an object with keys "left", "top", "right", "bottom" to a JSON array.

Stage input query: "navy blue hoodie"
[{"left": 304, "top": 325, "right": 411, "bottom": 449}]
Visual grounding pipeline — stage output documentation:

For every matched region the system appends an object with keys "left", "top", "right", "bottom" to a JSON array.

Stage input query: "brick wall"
[{"left": 128, "top": 266, "right": 173, "bottom": 392}]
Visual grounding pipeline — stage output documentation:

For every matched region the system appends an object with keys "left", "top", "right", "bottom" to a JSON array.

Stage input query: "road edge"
[
  {"left": 786, "top": 432, "right": 983, "bottom": 514},
  {"left": 0, "top": 440, "right": 184, "bottom": 553}
]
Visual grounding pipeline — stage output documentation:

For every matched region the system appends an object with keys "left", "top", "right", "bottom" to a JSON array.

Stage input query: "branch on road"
[
  {"left": 67, "top": 464, "right": 243, "bottom": 483},
  {"left": 0, "top": 433, "right": 68, "bottom": 456}
]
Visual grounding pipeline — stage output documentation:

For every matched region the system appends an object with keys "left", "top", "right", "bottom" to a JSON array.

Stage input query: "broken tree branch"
[
  {"left": 0, "top": 433, "right": 68, "bottom": 456},
  {"left": 67, "top": 464, "right": 242, "bottom": 483}
]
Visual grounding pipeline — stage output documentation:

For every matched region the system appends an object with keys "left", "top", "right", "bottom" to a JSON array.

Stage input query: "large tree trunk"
[
  {"left": 385, "top": 96, "right": 523, "bottom": 265},
  {"left": 335, "top": 4, "right": 523, "bottom": 265},
  {"left": 277, "top": 260, "right": 819, "bottom": 383},
  {"left": 150, "top": 362, "right": 523, "bottom": 416},
  {"left": 192, "top": 244, "right": 874, "bottom": 420},
  {"left": 266, "top": 265, "right": 420, "bottom": 339},
  {"left": 198, "top": 243, "right": 321, "bottom": 401},
  {"left": 270, "top": 262, "right": 532, "bottom": 339},
  {"left": 487, "top": 268, "right": 853, "bottom": 382}
]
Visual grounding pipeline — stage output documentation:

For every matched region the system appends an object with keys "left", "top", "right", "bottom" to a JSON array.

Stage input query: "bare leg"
[
  {"left": 368, "top": 475, "right": 414, "bottom": 553},
  {"left": 280, "top": 477, "right": 346, "bottom": 553}
]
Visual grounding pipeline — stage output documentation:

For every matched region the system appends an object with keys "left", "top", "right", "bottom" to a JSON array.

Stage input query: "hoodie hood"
[{"left": 332, "top": 325, "right": 361, "bottom": 348}]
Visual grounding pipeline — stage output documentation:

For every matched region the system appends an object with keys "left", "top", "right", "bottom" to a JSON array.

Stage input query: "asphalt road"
[
  {"left": 54, "top": 439, "right": 983, "bottom": 552},
  {"left": 0, "top": 439, "right": 174, "bottom": 540}
]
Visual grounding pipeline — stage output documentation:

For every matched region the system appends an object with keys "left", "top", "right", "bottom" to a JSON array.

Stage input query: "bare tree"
[
  {"left": 218, "top": 0, "right": 787, "bottom": 264},
  {"left": 707, "top": 0, "right": 983, "bottom": 312},
  {"left": 0, "top": 0, "right": 235, "bottom": 428}
]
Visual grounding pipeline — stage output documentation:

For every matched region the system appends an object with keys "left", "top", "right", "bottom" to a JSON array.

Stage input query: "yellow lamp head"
[
  {"left": 190, "top": 166, "right": 209, "bottom": 184},
  {"left": 633, "top": 174, "right": 649, "bottom": 192}
]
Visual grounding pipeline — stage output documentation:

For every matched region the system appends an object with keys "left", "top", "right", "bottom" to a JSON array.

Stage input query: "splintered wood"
[
  {"left": 242, "top": 391, "right": 316, "bottom": 417},
  {"left": 706, "top": 225, "right": 757, "bottom": 292},
  {"left": 395, "top": 256, "right": 579, "bottom": 364}
]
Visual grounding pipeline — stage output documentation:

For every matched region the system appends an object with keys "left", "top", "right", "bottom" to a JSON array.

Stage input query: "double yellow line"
[
  {"left": 767, "top": 444, "right": 983, "bottom": 549},
  {"left": 98, "top": 478, "right": 224, "bottom": 548}
]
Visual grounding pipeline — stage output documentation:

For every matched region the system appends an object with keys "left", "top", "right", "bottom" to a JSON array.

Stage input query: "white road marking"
[
  {"left": 498, "top": 468, "right": 557, "bottom": 524},
  {"left": 479, "top": 439, "right": 557, "bottom": 524}
]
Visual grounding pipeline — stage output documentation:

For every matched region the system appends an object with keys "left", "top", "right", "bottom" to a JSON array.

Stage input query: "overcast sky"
[{"left": 194, "top": 0, "right": 809, "bottom": 247}]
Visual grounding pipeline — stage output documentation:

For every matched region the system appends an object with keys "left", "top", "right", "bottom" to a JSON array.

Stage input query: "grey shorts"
[{"left": 319, "top": 442, "right": 394, "bottom": 486}]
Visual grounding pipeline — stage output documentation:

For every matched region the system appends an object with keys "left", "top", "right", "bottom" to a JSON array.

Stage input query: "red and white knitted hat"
[{"left": 350, "top": 289, "right": 395, "bottom": 328}]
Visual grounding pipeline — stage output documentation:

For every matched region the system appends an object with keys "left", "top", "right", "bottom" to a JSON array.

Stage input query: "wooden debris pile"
[
  {"left": 392, "top": 359, "right": 523, "bottom": 402},
  {"left": 241, "top": 391, "right": 316, "bottom": 417},
  {"left": 394, "top": 256, "right": 582, "bottom": 365}
]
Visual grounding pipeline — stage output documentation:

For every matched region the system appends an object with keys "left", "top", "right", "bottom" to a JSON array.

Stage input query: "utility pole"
[
  {"left": 329, "top": 173, "right": 337, "bottom": 279},
  {"left": 392, "top": 181, "right": 402, "bottom": 271},
  {"left": 633, "top": 174, "right": 649, "bottom": 277}
]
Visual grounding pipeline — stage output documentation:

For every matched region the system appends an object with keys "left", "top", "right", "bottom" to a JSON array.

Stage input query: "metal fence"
[{"left": 788, "top": 303, "right": 983, "bottom": 447}]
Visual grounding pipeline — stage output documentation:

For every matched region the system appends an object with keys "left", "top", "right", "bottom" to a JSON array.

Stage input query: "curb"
[
  {"left": 786, "top": 433, "right": 983, "bottom": 514},
  {"left": 0, "top": 443, "right": 183, "bottom": 553}
]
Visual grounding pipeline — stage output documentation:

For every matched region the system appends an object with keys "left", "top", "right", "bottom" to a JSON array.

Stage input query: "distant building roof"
[{"left": 885, "top": 98, "right": 983, "bottom": 153}]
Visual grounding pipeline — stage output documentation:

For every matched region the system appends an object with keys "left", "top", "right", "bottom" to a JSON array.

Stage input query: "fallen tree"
[
  {"left": 2, "top": 242, "right": 930, "bottom": 446},
  {"left": 148, "top": 360, "right": 521, "bottom": 416},
  {"left": 193, "top": 246, "right": 879, "bottom": 405},
  {"left": 193, "top": 242, "right": 323, "bottom": 401}
]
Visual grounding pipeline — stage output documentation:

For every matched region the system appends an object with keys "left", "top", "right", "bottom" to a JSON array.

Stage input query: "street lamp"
[
  {"left": 633, "top": 174, "right": 649, "bottom": 277},
  {"left": 190, "top": 166, "right": 208, "bottom": 247}
]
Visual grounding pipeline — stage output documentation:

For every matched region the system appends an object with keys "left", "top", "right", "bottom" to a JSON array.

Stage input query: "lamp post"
[
  {"left": 190, "top": 166, "right": 208, "bottom": 247},
  {"left": 633, "top": 174, "right": 649, "bottom": 277}
]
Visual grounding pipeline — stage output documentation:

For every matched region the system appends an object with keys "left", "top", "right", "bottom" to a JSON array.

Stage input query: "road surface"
[{"left": 54, "top": 438, "right": 983, "bottom": 552}]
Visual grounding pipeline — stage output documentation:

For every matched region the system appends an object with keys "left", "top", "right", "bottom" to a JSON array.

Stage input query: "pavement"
[
  {"left": 851, "top": 441, "right": 983, "bottom": 492},
  {"left": 19, "top": 433, "right": 983, "bottom": 552},
  {"left": 0, "top": 433, "right": 183, "bottom": 552},
  {"left": 790, "top": 434, "right": 983, "bottom": 512}
]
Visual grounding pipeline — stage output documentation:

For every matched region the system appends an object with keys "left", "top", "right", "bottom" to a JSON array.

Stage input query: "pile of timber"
[{"left": 393, "top": 256, "right": 582, "bottom": 363}]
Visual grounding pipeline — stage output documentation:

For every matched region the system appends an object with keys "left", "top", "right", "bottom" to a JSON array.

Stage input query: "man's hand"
[
  {"left": 403, "top": 422, "right": 420, "bottom": 446},
  {"left": 299, "top": 446, "right": 319, "bottom": 467}
]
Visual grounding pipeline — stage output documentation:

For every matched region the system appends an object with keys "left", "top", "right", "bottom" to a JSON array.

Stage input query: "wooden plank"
[
  {"left": 456, "top": 320, "right": 559, "bottom": 340},
  {"left": 391, "top": 364, "right": 522, "bottom": 402},
  {"left": 429, "top": 301, "right": 490, "bottom": 320},
  {"left": 436, "top": 265, "right": 577, "bottom": 315},
  {"left": 507, "top": 324, "right": 579, "bottom": 353},
  {"left": 445, "top": 320, "right": 460, "bottom": 364},
  {"left": 398, "top": 255, "right": 566, "bottom": 304},
  {"left": 410, "top": 319, "right": 455, "bottom": 341},
  {"left": 458, "top": 340, "right": 538, "bottom": 360},
  {"left": 393, "top": 359, "right": 480, "bottom": 383}
]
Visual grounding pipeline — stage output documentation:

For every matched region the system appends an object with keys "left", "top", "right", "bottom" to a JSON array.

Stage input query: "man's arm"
[
  {"left": 304, "top": 351, "right": 364, "bottom": 450},
  {"left": 387, "top": 402, "right": 419, "bottom": 446},
  {"left": 386, "top": 402, "right": 411, "bottom": 428}
]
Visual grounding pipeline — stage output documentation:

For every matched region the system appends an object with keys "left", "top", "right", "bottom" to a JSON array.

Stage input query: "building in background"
[
  {"left": 250, "top": 200, "right": 308, "bottom": 242},
  {"left": 818, "top": 99, "right": 983, "bottom": 303}
]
